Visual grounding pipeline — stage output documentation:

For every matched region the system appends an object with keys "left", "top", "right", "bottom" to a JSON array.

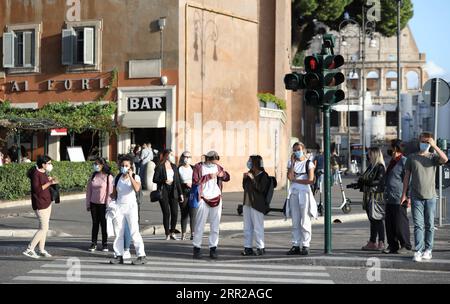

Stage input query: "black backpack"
[
  {"left": 114, "top": 174, "right": 143, "bottom": 205},
  {"left": 264, "top": 175, "right": 277, "bottom": 209}
]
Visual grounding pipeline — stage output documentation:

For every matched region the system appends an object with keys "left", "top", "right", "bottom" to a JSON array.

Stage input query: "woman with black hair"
[
  {"left": 23, "top": 155, "right": 58, "bottom": 259},
  {"left": 86, "top": 157, "right": 114, "bottom": 252},
  {"left": 178, "top": 151, "right": 195, "bottom": 240},
  {"left": 153, "top": 149, "right": 184, "bottom": 240},
  {"left": 242, "top": 155, "right": 270, "bottom": 256}
]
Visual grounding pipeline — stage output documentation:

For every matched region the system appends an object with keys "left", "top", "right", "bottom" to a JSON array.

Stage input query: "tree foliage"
[{"left": 292, "top": 0, "right": 414, "bottom": 57}]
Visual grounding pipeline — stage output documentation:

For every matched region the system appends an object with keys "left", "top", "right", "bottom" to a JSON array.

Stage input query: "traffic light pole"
[{"left": 323, "top": 104, "right": 332, "bottom": 254}]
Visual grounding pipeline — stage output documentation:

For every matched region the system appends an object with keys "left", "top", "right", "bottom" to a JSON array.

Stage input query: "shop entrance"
[{"left": 132, "top": 128, "right": 166, "bottom": 158}]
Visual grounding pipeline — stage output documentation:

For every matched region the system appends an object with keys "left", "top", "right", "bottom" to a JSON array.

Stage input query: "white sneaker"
[
  {"left": 413, "top": 251, "right": 423, "bottom": 262},
  {"left": 422, "top": 250, "right": 432, "bottom": 260},
  {"left": 123, "top": 250, "right": 131, "bottom": 260},
  {"left": 23, "top": 248, "right": 40, "bottom": 259},
  {"left": 38, "top": 250, "right": 52, "bottom": 258}
]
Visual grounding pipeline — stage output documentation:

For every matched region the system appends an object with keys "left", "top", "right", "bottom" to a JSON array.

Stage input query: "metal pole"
[
  {"left": 433, "top": 79, "right": 443, "bottom": 227},
  {"left": 17, "top": 132, "right": 21, "bottom": 162},
  {"left": 397, "top": 0, "right": 402, "bottom": 140},
  {"left": 361, "top": 7, "right": 367, "bottom": 172},
  {"left": 324, "top": 105, "right": 332, "bottom": 254}
]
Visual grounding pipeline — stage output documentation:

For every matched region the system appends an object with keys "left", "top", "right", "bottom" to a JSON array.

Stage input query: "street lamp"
[{"left": 338, "top": 7, "right": 377, "bottom": 172}]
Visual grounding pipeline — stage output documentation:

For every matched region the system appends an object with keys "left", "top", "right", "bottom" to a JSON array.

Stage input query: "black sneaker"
[
  {"left": 88, "top": 244, "right": 97, "bottom": 252},
  {"left": 193, "top": 247, "right": 202, "bottom": 259},
  {"left": 132, "top": 256, "right": 147, "bottom": 265},
  {"left": 287, "top": 246, "right": 301, "bottom": 255},
  {"left": 300, "top": 247, "right": 309, "bottom": 256},
  {"left": 101, "top": 245, "right": 109, "bottom": 252},
  {"left": 209, "top": 247, "right": 218, "bottom": 259},
  {"left": 109, "top": 256, "right": 124, "bottom": 265},
  {"left": 397, "top": 247, "right": 411, "bottom": 255},
  {"left": 255, "top": 248, "right": 266, "bottom": 256},
  {"left": 241, "top": 248, "right": 255, "bottom": 256}
]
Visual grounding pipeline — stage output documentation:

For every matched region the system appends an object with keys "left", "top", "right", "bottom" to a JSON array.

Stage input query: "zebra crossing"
[{"left": 13, "top": 256, "right": 334, "bottom": 284}]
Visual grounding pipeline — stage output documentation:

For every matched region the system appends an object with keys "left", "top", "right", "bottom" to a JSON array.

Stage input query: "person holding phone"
[
  {"left": 401, "top": 133, "right": 448, "bottom": 262},
  {"left": 383, "top": 140, "right": 411, "bottom": 254},
  {"left": 110, "top": 156, "right": 146, "bottom": 265},
  {"left": 286, "top": 142, "right": 317, "bottom": 256}
]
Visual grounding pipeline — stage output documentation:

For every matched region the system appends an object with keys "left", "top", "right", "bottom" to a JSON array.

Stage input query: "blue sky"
[{"left": 409, "top": 0, "right": 450, "bottom": 81}]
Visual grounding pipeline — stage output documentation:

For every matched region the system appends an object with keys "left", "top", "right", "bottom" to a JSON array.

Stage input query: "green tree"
[{"left": 292, "top": 0, "right": 414, "bottom": 59}]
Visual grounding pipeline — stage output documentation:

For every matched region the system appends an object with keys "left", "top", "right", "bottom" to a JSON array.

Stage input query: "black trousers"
[
  {"left": 180, "top": 190, "right": 196, "bottom": 235},
  {"left": 367, "top": 212, "right": 385, "bottom": 243},
  {"left": 90, "top": 203, "right": 107, "bottom": 245},
  {"left": 385, "top": 204, "right": 412, "bottom": 251},
  {"left": 159, "top": 185, "right": 179, "bottom": 235}
]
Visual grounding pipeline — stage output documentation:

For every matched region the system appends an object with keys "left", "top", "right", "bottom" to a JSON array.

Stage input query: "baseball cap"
[{"left": 206, "top": 151, "right": 220, "bottom": 160}]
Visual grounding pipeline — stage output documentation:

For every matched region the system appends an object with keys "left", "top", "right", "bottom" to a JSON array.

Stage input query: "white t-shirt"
[
  {"left": 287, "top": 159, "right": 315, "bottom": 192},
  {"left": 166, "top": 168, "right": 174, "bottom": 183},
  {"left": 179, "top": 166, "right": 193, "bottom": 184},
  {"left": 116, "top": 174, "right": 141, "bottom": 205},
  {"left": 201, "top": 164, "right": 221, "bottom": 200}
]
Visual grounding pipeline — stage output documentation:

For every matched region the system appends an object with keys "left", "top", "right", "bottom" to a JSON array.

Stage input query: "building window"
[
  {"left": 406, "top": 71, "right": 420, "bottom": 90},
  {"left": 349, "top": 111, "right": 359, "bottom": 127},
  {"left": 367, "top": 71, "right": 380, "bottom": 92},
  {"left": 347, "top": 70, "right": 359, "bottom": 91},
  {"left": 62, "top": 20, "right": 102, "bottom": 72},
  {"left": 2, "top": 23, "right": 41, "bottom": 73},
  {"left": 385, "top": 71, "right": 398, "bottom": 91},
  {"left": 386, "top": 111, "right": 398, "bottom": 127},
  {"left": 331, "top": 110, "right": 339, "bottom": 127}
]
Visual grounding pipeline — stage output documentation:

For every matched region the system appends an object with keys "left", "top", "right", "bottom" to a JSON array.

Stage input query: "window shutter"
[
  {"left": 83, "top": 27, "right": 94, "bottom": 65},
  {"left": 23, "top": 31, "right": 34, "bottom": 67},
  {"left": 2, "top": 32, "right": 15, "bottom": 68},
  {"left": 62, "top": 28, "right": 75, "bottom": 65}
]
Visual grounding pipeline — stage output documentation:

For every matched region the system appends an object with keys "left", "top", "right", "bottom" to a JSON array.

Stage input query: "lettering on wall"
[
  {"left": 128, "top": 97, "right": 166, "bottom": 112},
  {"left": 8, "top": 78, "right": 106, "bottom": 93}
]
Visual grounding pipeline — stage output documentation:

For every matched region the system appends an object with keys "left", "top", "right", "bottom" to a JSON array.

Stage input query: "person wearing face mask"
[
  {"left": 241, "top": 155, "right": 270, "bottom": 256},
  {"left": 358, "top": 147, "right": 386, "bottom": 251},
  {"left": 153, "top": 149, "right": 184, "bottom": 240},
  {"left": 286, "top": 142, "right": 318, "bottom": 256},
  {"left": 110, "top": 156, "right": 146, "bottom": 265},
  {"left": 23, "top": 155, "right": 58, "bottom": 259},
  {"left": 178, "top": 151, "right": 196, "bottom": 240},
  {"left": 383, "top": 140, "right": 412, "bottom": 254},
  {"left": 192, "top": 151, "right": 230, "bottom": 259},
  {"left": 86, "top": 157, "right": 114, "bottom": 252},
  {"left": 401, "top": 132, "right": 449, "bottom": 262}
]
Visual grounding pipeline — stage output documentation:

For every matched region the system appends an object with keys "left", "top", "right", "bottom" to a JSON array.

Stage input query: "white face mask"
[
  {"left": 169, "top": 155, "right": 176, "bottom": 164},
  {"left": 46, "top": 164, "right": 53, "bottom": 173},
  {"left": 184, "top": 157, "right": 191, "bottom": 165}
]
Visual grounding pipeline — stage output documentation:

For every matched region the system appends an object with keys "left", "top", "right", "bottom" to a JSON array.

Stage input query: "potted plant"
[{"left": 257, "top": 93, "right": 286, "bottom": 110}]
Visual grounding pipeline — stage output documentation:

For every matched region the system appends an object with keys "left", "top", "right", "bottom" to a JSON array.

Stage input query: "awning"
[{"left": 121, "top": 112, "right": 166, "bottom": 128}]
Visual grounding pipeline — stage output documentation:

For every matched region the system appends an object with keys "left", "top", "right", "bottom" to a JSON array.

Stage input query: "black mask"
[{"left": 387, "top": 149, "right": 393, "bottom": 157}]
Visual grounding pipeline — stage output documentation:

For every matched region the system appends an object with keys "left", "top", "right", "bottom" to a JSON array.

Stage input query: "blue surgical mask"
[
  {"left": 120, "top": 166, "right": 129, "bottom": 174},
  {"left": 93, "top": 164, "right": 101, "bottom": 172},
  {"left": 247, "top": 161, "right": 253, "bottom": 170},
  {"left": 294, "top": 151, "right": 304, "bottom": 159},
  {"left": 420, "top": 143, "right": 431, "bottom": 152}
]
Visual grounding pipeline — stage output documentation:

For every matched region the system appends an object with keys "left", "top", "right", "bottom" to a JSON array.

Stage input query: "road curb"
[
  {"left": 0, "top": 230, "right": 72, "bottom": 238},
  {"left": 0, "top": 193, "right": 86, "bottom": 209}
]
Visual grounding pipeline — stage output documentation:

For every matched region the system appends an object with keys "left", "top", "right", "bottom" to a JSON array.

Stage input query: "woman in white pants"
[
  {"left": 192, "top": 151, "right": 230, "bottom": 259},
  {"left": 242, "top": 155, "right": 271, "bottom": 256},
  {"left": 110, "top": 156, "right": 146, "bottom": 265},
  {"left": 286, "top": 142, "right": 317, "bottom": 256}
]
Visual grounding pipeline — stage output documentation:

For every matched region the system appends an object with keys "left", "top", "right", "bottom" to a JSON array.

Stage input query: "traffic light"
[
  {"left": 304, "top": 55, "right": 323, "bottom": 107},
  {"left": 284, "top": 72, "right": 305, "bottom": 92},
  {"left": 322, "top": 54, "right": 345, "bottom": 105}
]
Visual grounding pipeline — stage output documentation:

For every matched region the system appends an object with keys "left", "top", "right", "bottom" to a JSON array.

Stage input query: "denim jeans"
[
  {"left": 411, "top": 198, "right": 436, "bottom": 253},
  {"left": 123, "top": 218, "right": 132, "bottom": 250}
]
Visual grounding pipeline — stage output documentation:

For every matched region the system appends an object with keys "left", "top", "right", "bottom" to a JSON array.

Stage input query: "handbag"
[
  {"left": 367, "top": 192, "right": 385, "bottom": 221},
  {"left": 150, "top": 189, "right": 162, "bottom": 203},
  {"left": 188, "top": 184, "right": 200, "bottom": 208}
]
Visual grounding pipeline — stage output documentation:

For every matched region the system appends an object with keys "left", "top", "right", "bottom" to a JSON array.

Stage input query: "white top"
[
  {"left": 166, "top": 168, "right": 174, "bottom": 184},
  {"left": 201, "top": 164, "right": 221, "bottom": 199},
  {"left": 179, "top": 166, "right": 193, "bottom": 184},
  {"left": 287, "top": 159, "right": 315, "bottom": 192},
  {"left": 116, "top": 175, "right": 141, "bottom": 205}
]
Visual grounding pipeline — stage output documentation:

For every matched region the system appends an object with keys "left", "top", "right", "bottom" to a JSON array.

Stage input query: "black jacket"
[
  {"left": 242, "top": 171, "right": 271, "bottom": 214},
  {"left": 358, "top": 163, "right": 386, "bottom": 194},
  {"left": 153, "top": 162, "right": 183, "bottom": 200}
]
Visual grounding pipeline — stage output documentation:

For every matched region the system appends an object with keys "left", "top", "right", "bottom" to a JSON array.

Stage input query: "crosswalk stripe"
[
  {"left": 22, "top": 269, "right": 334, "bottom": 284},
  {"left": 40, "top": 264, "right": 331, "bottom": 277},
  {"left": 53, "top": 258, "right": 328, "bottom": 271},
  {"left": 12, "top": 276, "right": 200, "bottom": 284}
]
